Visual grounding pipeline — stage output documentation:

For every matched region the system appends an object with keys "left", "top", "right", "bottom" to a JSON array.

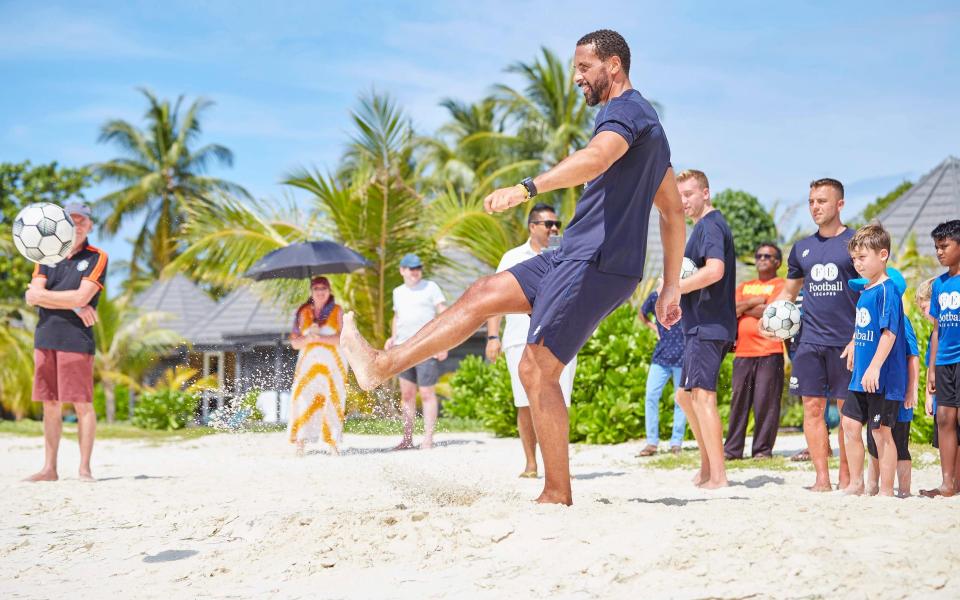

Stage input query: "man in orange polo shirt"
[{"left": 724, "top": 242, "right": 785, "bottom": 459}]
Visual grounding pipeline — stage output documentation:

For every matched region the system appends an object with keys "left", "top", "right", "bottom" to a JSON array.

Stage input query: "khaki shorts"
[{"left": 33, "top": 348, "right": 94, "bottom": 403}]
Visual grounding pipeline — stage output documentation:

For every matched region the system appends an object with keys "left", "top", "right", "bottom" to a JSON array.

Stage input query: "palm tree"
[
  {"left": 0, "top": 303, "right": 39, "bottom": 419},
  {"left": 92, "top": 88, "right": 248, "bottom": 283},
  {"left": 92, "top": 294, "right": 183, "bottom": 422}
]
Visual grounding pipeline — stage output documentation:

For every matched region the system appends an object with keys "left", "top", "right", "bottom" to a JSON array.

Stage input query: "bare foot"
[
  {"left": 78, "top": 469, "right": 96, "bottom": 483},
  {"left": 393, "top": 440, "right": 415, "bottom": 451},
  {"left": 340, "top": 312, "right": 386, "bottom": 391},
  {"left": 841, "top": 484, "right": 865, "bottom": 495},
  {"left": 804, "top": 481, "right": 833, "bottom": 492},
  {"left": 865, "top": 485, "right": 879, "bottom": 496},
  {"left": 691, "top": 469, "right": 709, "bottom": 487},
  {"left": 700, "top": 478, "right": 729, "bottom": 490},
  {"left": 535, "top": 489, "right": 572, "bottom": 506},
  {"left": 420, "top": 438, "right": 433, "bottom": 450},
  {"left": 24, "top": 469, "right": 58, "bottom": 482}
]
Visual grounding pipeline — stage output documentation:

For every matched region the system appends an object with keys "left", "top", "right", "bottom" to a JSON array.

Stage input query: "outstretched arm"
[{"left": 484, "top": 131, "right": 629, "bottom": 213}]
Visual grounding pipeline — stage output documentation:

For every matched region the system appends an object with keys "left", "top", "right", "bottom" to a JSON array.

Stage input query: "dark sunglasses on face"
[
  {"left": 531, "top": 220, "right": 562, "bottom": 229},
  {"left": 755, "top": 253, "right": 777, "bottom": 260}
]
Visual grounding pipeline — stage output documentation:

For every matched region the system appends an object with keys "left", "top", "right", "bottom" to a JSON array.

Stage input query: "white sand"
[{"left": 2, "top": 430, "right": 959, "bottom": 599}]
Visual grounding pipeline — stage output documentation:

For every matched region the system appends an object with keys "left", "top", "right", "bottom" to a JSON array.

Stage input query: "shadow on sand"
[
  {"left": 574, "top": 471, "right": 626, "bottom": 481},
  {"left": 626, "top": 496, "right": 750, "bottom": 506},
  {"left": 336, "top": 438, "right": 486, "bottom": 456},
  {"left": 96, "top": 474, "right": 178, "bottom": 482},
  {"left": 143, "top": 549, "right": 198, "bottom": 563},
  {"left": 732, "top": 475, "right": 785, "bottom": 488}
]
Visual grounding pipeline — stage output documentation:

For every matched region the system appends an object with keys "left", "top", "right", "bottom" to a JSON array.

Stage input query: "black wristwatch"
[
  {"left": 520, "top": 177, "right": 538, "bottom": 198},
  {"left": 487, "top": 335, "right": 500, "bottom": 341}
]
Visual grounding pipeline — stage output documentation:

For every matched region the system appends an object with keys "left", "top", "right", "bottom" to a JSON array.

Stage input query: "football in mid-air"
[
  {"left": 761, "top": 299, "right": 802, "bottom": 340},
  {"left": 680, "top": 257, "right": 698, "bottom": 279},
  {"left": 12, "top": 203, "right": 75, "bottom": 265}
]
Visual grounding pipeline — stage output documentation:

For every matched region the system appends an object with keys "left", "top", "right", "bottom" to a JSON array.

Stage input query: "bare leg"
[
  {"left": 865, "top": 456, "right": 880, "bottom": 496},
  {"left": 74, "top": 403, "right": 96, "bottom": 481},
  {"left": 295, "top": 440, "right": 305, "bottom": 457},
  {"left": 840, "top": 416, "right": 864, "bottom": 495},
  {"left": 896, "top": 460, "right": 911, "bottom": 497},
  {"left": 691, "top": 388, "right": 727, "bottom": 489},
  {"left": 676, "top": 389, "right": 708, "bottom": 486},
  {"left": 519, "top": 344, "right": 570, "bottom": 505},
  {"left": 836, "top": 399, "right": 850, "bottom": 490},
  {"left": 936, "top": 406, "right": 958, "bottom": 494},
  {"left": 419, "top": 385, "right": 438, "bottom": 449},
  {"left": 517, "top": 406, "right": 538, "bottom": 475},
  {"left": 802, "top": 396, "right": 832, "bottom": 491},
  {"left": 395, "top": 379, "right": 417, "bottom": 450},
  {"left": 874, "top": 427, "right": 896, "bottom": 497},
  {"left": 25, "top": 401, "right": 62, "bottom": 482},
  {"left": 341, "top": 273, "right": 531, "bottom": 390}
]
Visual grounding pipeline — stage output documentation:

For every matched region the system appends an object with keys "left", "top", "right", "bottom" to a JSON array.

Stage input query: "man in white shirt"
[
  {"left": 486, "top": 204, "right": 577, "bottom": 477},
  {"left": 387, "top": 254, "right": 447, "bottom": 449}
]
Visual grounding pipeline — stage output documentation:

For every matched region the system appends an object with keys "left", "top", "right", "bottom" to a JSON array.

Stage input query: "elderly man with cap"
[
  {"left": 23, "top": 202, "right": 108, "bottom": 482},
  {"left": 386, "top": 253, "right": 447, "bottom": 449}
]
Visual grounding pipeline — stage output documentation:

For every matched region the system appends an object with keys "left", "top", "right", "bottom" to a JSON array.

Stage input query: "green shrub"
[
  {"left": 132, "top": 389, "right": 198, "bottom": 431},
  {"left": 446, "top": 354, "right": 517, "bottom": 436},
  {"left": 93, "top": 384, "right": 130, "bottom": 421}
]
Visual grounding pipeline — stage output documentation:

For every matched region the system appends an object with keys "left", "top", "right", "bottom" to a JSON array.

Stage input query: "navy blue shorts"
[
  {"left": 680, "top": 335, "right": 731, "bottom": 392},
  {"left": 791, "top": 342, "right": 851, "bottom": 400},
  {"left": 507, "top": 252, "right": 638, "bottom": 364}
]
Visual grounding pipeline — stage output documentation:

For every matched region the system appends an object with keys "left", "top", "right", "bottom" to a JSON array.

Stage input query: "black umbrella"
[{"left": 244, "top": 240, "right": 371, "bottom": 281}]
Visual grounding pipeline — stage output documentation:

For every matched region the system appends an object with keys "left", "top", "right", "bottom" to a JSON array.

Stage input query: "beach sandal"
[
  {"left": 518, "top": 470, "right": 538, "bottom": 479},
  {"left": 636, "top": 444, "right": 658, "bottom": 457},
  {"left": 790, "top": 448, "right": 811, "bottom": 462},
  {"left": 670, "top": 446, "right": 682, "bottom": 456}
]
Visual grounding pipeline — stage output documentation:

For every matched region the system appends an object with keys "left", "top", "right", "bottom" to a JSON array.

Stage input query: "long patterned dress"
[{"left": 288, "top": 303, "right": 349, "bottom": 450}]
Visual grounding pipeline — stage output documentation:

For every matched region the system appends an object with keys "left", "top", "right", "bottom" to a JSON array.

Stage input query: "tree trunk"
[{"left": 105, "top": 380, "right": 116, "bottom": 424}]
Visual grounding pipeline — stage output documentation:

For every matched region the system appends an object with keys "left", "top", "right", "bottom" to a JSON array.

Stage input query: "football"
[
  {"left": 12, "top": 203, "right": 75, "bottom": 265},
  {"left": 761, "top": 299, "right": 802, "bottom": 340},
  {"left": 680, "top": 257, "right": 698, "bottom": 279}
]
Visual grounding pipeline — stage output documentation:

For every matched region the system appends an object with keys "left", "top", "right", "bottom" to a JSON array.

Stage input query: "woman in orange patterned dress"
[{"left": 288, "top": 277, "right": 348, "bottom": 456}]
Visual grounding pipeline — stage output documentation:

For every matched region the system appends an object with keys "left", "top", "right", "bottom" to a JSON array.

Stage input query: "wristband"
[{"left": 487, "top": 335, "right": 500, "bottom": 340}]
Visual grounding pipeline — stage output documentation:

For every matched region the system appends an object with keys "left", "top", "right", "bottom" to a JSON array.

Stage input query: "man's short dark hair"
[
  {"left": 810, "top": 178, "right": 845, "bottom": 199},
  {"left": 932, "top": 220, "right": 960, "bottom": 243},
  {"left": 576, "top": 29, "right": 631, "bottom": 75},
  {"left": 756, "top": 241, "right": 782, "bottom": 262},
  {"left": 528, "top": 202, "right": 556, "bottom": 223}
]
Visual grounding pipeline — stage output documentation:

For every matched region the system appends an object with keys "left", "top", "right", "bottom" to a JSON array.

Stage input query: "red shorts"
[{"left": 33, "top": 349, "right": 94, "bottom": 403}]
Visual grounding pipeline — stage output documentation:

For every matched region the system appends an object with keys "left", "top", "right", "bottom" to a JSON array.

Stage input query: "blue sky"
[{"left": 2, "top": 1, "right": 958, "bottom": 276}]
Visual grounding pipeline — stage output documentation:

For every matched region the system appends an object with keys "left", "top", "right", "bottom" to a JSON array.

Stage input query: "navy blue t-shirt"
[
  {"left": 641, "top": 291, "right": 684, "bottom": 367},
  {"left": 787, "top": 229, "right": 859, "bottom": 347},
  {"left": 559, "top": 89, "right": 671, "bottom": 278},
  {"left": 930, "top": 272, "right": 960, "bottom": 365},
  {"left": 849, "top": 278, "right": 908, "bottom": 401},
  {"left": 680, "top": 210, "right": 737, "bottom": 342}
]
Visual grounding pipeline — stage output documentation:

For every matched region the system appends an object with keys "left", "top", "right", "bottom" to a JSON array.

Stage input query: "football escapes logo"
[
  {"left": 808, "top": 262, "right": 844, "bottom": 295},
  {"left": 939, "top": 291, "right": 960, "bottom": 326},
  {"left": 854, "top": 307, "right": 874, "bottom": 343}
]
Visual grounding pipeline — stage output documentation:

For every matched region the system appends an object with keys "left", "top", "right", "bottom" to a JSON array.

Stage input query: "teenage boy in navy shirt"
[
  {"left": 764, "top": 178, "right": 858, "bottom": 491},
  {"left": 675, "top": 169, "right": 737, "bottom": 489},
  {"left": 840, "top": 224, "right": 910, "bottom": 497},
  {"left": 921, "top": 219, "right": 960, "bottom": 498}
]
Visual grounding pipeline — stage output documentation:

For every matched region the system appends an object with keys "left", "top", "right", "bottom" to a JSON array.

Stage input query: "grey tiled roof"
[
  {"left": 192, "top": 286, "right": 293, "bottom": 347},
  {"left": 133, "top": 274, "right": 218, "bottom": 338},
  {"left": 878, "top": 156, "right": 960, "bottom": 258}
]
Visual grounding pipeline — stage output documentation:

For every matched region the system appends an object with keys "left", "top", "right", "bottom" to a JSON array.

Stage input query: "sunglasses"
[
  {"left": 531, "top": 220, "right": 562, "bottom": 229},
  {"left": 754, "top": 253, "right": 778, "bottom": 260}
]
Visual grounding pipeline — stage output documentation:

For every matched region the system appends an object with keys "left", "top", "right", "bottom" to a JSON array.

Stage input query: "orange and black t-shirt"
[
  {"left": 33, "top": 245, "right": 108, "bottom": 355},
  {"left": 735, "top": 277, "right": 785, "bottom": 357}
]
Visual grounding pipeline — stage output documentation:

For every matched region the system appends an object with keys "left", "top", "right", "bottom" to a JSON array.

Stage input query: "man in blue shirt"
[
  {"left": 764, "top": 178, "right": 858, "bottom": 492},
  {"left": 921, "top": 219, "right": 960, "bottom": 498},
  {"left": 840, "top": 224, "right": 909, "bottom": 497},
  {"left": 637, "top": 286, "right": 687, "bottom": 456},
  {"left": 340, "top": 30, "right": 687, "bottom": 505},
  {"left": 675, "top": 169, "right": 737, "bottom": 489}
]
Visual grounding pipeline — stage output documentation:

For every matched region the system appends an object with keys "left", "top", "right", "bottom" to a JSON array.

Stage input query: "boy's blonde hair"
[
  {"left": 916, "top": 277, "right": 935, "bottom": 303},
  {"left": 676, "top": 169, "right": 709, "bottom": 190},
  {"left": 848, "top": 223, "right": 891, "bottom": 254}
]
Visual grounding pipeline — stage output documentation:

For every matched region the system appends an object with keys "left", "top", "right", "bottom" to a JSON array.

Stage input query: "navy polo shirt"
[
  {"left": 641, "top": 291, "right": 684, "bottom": 367},
  {"left": 559, "top": 88, "right": 671, "bottom": 279},
  {"left": 680, "top": 210, "right": 737, "bottom": 342}
]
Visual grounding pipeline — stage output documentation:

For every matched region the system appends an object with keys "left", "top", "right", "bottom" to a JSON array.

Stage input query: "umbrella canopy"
[{"left": 244, "top": 241, "right": 371, "bottom": 281}]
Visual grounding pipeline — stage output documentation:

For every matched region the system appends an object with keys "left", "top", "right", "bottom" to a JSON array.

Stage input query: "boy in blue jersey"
[
  {"left": 840, "top": 225, "right": 910, "bottom": 496},
  {"left": 921, "top": 220, "right": 960, "bottom": 498}
]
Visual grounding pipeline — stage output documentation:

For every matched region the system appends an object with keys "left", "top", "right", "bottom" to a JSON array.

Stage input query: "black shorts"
[
  {"left": 842, "top": 391, "right": 897, "bottom": 430},
  {"left": 935, "top": 363, "right": 960, "bottom": 408},
  {"left": 791, "top": 342, "right": 851, "bottom": 400},
  {"left": 867, "top": 420, "right": 911, "bottom": 461},
  {"left": 681, "top": 336, "right": 731, "bottom": 392},
  {"left": 932, "top": 403, "right": 960, "bottom": 449},
  {"left": 508, "top": 252, "right": 638, "bottom": 365}
]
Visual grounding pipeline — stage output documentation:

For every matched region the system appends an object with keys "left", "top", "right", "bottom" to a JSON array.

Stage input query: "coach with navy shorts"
[{"left": 24, "top": 202, "right": 108, "bottom": 483}]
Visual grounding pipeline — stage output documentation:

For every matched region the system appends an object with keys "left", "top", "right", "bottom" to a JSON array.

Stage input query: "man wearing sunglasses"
[
  {"left": 724, "top": 243, "right": 786, "bottom": 460},
  {"left": 486, "top": 203, "right": 578, "bottom": 479}
]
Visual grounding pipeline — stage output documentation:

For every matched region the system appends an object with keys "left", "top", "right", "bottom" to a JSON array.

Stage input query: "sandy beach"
[{"left": 2, "top": 429, "right": 958, "bottom": 599}]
